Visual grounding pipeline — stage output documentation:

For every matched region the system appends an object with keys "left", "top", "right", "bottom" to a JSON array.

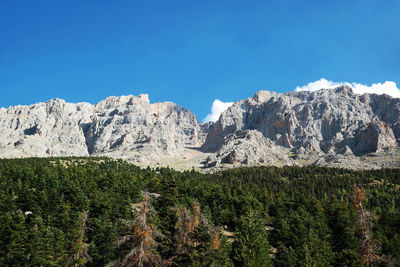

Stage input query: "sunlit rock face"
[
  {"left": 84, "top": 94, "right": 205, "bottom": 162},
  {"left": 0, "top": 98, "right": 94, "bottom": 157},
  {"left": 0, "top": 94, "right": 204, "bottom": 162},
  {"left": 202, "top": 86, "right": 400, "bottom": 168},
  {"left": 0, "top": 87, "right": 399, "bottom": 169}
]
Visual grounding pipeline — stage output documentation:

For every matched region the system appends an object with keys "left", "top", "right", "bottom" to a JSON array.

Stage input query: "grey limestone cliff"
[
  {"left": 0, "top": 86, "right": 399, "bottom": 170},
  {"left": 202, "top": 86, "right": 400, "bottom": 169},
  {"left": 0, "top": 94, "right": 204, "bottom": 163}
]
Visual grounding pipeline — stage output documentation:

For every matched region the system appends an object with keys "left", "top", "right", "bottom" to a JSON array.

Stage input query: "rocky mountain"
[
  {"left": 0, "top": 94, "right": 205, "bottom": 164},
  {"left": 1, "top": 86, "right": 399, "bottom": 170},
  {"left": 203, "top": 86, "right": 400, "bottom": 169}
]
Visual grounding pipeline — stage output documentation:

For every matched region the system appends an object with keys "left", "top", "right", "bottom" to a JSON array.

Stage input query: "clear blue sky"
[{"left": 1, "top": 0, "right": 399, "bottom": 119}]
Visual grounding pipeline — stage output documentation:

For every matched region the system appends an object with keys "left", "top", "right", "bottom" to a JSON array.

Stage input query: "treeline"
[{"left": 0, "top": 158, "right": 399, "bottom": 266}]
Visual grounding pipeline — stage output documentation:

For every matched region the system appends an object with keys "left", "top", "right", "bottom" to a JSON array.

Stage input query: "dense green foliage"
[{"left": 0, "top": 158, "right": 399, "bottom": 266}]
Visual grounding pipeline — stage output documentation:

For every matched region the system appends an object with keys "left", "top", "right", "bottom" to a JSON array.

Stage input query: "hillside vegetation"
[{"left": 0, "top": 158, "right": 399, "bottom": 266}]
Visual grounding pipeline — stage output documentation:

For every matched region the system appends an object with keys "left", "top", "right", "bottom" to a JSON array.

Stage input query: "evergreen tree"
[
  {"left": 326, "top": 199, "right": 361, "bottom": 266},
  {"left": 232, "top": 208, "right": 272, "bottom": 267},
  {"left": 154, "top": 175, "right": 179, "bottom": 261}
]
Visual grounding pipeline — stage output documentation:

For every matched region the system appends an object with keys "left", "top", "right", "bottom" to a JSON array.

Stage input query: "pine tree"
[
  {"left": 110, "top": 191, "right": 161, "bottom": 267},
  {"left": 154, "top": 176, "right": 178, "bottom": 261},
  {"left": 231, "top": 208, "right": 272, "bottom": 267},
  {"left": 69, "top": 211, "right": 91, "bottom": 266},
  {"left": 326, "top": 199, "right": 361, "bottom": 266}
]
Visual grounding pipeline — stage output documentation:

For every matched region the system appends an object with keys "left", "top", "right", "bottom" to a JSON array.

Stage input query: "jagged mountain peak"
[
  {"left": 0, "top": 88, "right": 399, "bottom": 170},
  {"left": 0, "top": 94, "right": 205, "bottom": 162},
  {"left": 203, "top": 86, "right": 400, "bottom": 169},
  {"left": 95, "top": 94, "right": 150, "bottom": 110}
]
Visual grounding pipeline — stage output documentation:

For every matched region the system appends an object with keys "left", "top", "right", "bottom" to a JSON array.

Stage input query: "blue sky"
[{"left": 1, "top": 0, "right": 399, "bottom": 120}]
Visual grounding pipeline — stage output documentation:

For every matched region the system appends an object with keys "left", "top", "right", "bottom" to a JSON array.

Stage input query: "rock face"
[
  {"left": 0, "top": 87, "right": 399, "bottom": 170},
  {"left": 0, "top": 98, "right": 93, "bottom": 157},
  {"left": 0, "top": 95, "right": 204, "bottom": 162},
  {"left": 202, "top": 86, "right": 400, "bottom": 168},
  {"left": 85, "top": 95, "right": 204, "bottom": 162}
]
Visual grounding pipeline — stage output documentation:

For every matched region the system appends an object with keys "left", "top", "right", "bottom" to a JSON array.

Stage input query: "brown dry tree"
[
  {"left": 174, "top": 201, "right": 219, "bottom": 255},
  {"left": 353, "top": 186, "right": 380, "bottom": 267},
  {"left": 211, "top": 231, "right": 221, "bottom": 250},
  {"left": 108, "top": 191, "right": 162, "bottom": 267}
]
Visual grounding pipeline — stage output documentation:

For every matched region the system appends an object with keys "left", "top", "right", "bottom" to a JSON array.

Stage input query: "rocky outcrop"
[
  {"left": 202, "top": 86, "right": 400, "bottom": 168},
  {"left": 354, "top": 121, "right": 397, "bottom": 155},
  {"left": 0, "top": 94, "right": 204, "bottom": 162},
  {"left": 203, "top": 130, "right": 293, "bottom": 167},
  {"left": 0, "top": 98, "right": 93, "bottom": 157},
  {"left": 0, "top": 87, "right": 399, "bottom": 170},
  {"left": 85, "top": 94, "right": 204, "bottom": 162}
]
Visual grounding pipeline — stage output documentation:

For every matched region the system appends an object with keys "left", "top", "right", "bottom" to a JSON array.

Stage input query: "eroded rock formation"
[{"left": 0, "top": 86, "right": 399, "bottom": 169}]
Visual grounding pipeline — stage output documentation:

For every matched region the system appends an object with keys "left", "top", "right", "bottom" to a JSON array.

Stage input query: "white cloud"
[
  {"left": 295, "top": 78, "right": 400, "bottom": 98},
  {"left": 203, "top": 99, "right": 233, "bottom": 122}
]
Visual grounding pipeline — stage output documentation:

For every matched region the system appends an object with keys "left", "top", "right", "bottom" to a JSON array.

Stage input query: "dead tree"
[
  {"left": 110, "top": 191, "right": 162, "bottom": 267},
  {"left": 353, "top": 186, "right": 379, "bottom": 267}
]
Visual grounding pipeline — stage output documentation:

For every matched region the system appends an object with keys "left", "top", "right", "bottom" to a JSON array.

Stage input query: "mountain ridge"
[
  {"left": 202, "top": 86, "right": 400, "bottom": 169},
  {"left": 1, "top": 86, "right": 399, "bottom": 170}
]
